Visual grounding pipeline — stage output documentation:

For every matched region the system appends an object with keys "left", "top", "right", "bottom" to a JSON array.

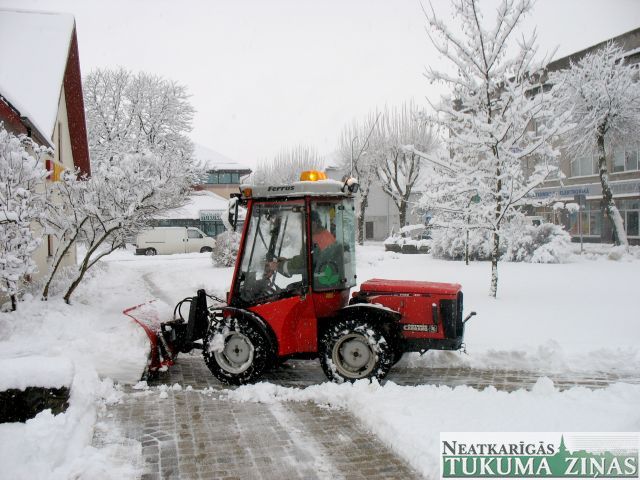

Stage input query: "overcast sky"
[{"left": 1, "top": 0, "right": 638, "bottom": 167}]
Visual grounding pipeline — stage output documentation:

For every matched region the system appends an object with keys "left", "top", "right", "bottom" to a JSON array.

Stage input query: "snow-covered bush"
[
  {"left": 211, "top": 230, "right": 241, "bottom": 267},
  {"left": 0, "top": 126, "right": 48, "bottom": 310},
  {"left": 431, "top": 228, "right": 494, "bottom": 261},
  {"left": 433, "top": 222, "right": 572, "bottom": 264},
  {"left": 505, "top": 223, "right": 572, "bottom": 263}
]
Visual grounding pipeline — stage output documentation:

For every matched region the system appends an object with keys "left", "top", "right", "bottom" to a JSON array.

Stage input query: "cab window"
[
  {"left": 236, "top": 202, "right": 307, "bottom": 305},
  {"left": 310, "top": 199, "right": 357, "bottom": 291}
]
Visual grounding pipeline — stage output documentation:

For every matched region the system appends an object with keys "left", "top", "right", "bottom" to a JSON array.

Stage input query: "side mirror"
[
  {"left": 342, "top": 176, "right": 360, "bottom": 194},
  {"left": 227, "top": 196, "right": 239, "bottom": 232}
]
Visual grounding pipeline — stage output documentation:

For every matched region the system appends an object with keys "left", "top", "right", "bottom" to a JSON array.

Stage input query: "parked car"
[
  {"left": 135, "top": 227, "right": 215, "bottom": 255},
  {"left": 384, "top": 224, "right": 432, "bottom": 254}
]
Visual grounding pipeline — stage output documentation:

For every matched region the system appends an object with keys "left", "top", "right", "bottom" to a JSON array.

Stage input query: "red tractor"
[{"left": 127, "top": 172, "right": 474, "bottom": 384}]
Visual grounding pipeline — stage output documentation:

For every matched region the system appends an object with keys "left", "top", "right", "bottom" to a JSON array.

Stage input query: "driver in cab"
[{"left": 268, "top": 210, "right": 335, "bottom": 278}]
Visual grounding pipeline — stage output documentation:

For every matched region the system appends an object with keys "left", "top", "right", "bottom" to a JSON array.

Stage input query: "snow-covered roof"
[
  {"left": 0, "top": 9, "right": 75, "bottom": 141},
  {"left": 194, "top": 143, "right": 250, "bottom": 172},
  {"left": 157, "top": 190, "right": 229, "bottom": 220}
]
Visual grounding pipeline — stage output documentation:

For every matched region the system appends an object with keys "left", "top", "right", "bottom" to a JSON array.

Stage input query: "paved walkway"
[{"left": 97, "top": 356, "right": 640, "bottom": 479}]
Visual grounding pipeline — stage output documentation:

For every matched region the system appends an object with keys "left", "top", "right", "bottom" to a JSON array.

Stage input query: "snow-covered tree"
[
  {"left": 41, "top": 151, "right": 194, "bottom": 303},
  {"left": 550, "top": 42, "right": 640, "bottom": 246},
  {"left": 252, "top": 145, "right": 323, "bottom": 185},
  {"left": 424, "top": 0, "right": 560, "bottom": 297},
  {"left": 83, "top": 68, "right": 195, "bottom": 162},
  {"left": 374, "top": 102, "right": 437, "bottom": 228},
  {"left": 338, "top": 113, "right": 381, "bottom": 245},
  {"left": 0, "top": 125, "right": 48, "bottom": 310}
]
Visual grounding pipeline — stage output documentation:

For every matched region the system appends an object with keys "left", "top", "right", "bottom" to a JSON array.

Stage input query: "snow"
[
  {"left": 225, "top": 379, "right": 640, "bottom": 479},
  {"left": 155, "top": 190, "right": 229, "bottom": 220},
  {"left": 193, "top": 143, "right": 249, "bottom": 171},
  {"left": 0, "top": 9, "right": 75, "bottom": 140},
  {"left": 0, "top": 356, "right": 73, "bottom": 391},
  {"left": 0, "top": 242, "right": 638, "bottom": 477}
]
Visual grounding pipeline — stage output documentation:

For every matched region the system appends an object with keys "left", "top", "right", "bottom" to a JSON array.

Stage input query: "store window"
[{"left": 619, "top": 199, "right": 640, "bottom": 237}]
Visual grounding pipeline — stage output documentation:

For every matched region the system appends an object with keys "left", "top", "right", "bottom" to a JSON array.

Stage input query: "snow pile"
[
  {"left": 0, "top": 356, "right": 73, "bottom": 391},
  {"left": 403, "top": 344, "right": 640, "bottom": 376},
  {"left": 0, "top": 365, "right": 141, "bottom": 480},
  {"left": 225, "top": 379, "right": 640, "bottom": 479},
  {"left": 0, "top": 258, "right": 155, "bottom": 478}
]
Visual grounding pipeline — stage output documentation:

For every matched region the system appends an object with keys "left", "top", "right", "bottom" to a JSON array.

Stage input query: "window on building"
[
  {"left": 570, "top": 155, "right": 597, "bottom": 177},
  {"left": 626, "top": 150, "right": 639, "bottom": 172},
  {"left": 619, "top": 199, "right": 640, "bottom": 237},
  {"left": 627, "top": 211, "right": 639, "bottom": 237},
  {"left": 613, "top": 147, "right": 639, "bottom": 173},
  {"left": 365, "top": 221, "right": 374, "bottom": 240},
  {"left": 204, "top": 170, "right": 244, "bottom": 185}
]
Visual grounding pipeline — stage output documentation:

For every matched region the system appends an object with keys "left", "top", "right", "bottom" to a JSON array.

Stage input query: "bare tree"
[
  {"left": 338, "top": 113, "right": 380, "bottom": 245},
  {"left": 374, "top": 101, "right": 437, "bottom": 228},
  {"left": 252, "top": 145, "right": 323, "bottom": 185},
  {"left": 424, "top": 0, "right": 560, "bottom": 297},
  {"left": 550, "top": 42, "right": 640, "bottom": 246}
]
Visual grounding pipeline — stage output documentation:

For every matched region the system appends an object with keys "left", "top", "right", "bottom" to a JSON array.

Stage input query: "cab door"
[{"left": 231, "top": 200, "right": 317, "bottom": 355}]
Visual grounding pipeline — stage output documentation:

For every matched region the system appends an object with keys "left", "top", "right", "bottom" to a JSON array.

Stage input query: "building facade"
[
  {"left": 152, "top": 190, "right": 232, "bottom": 237},
  {"left": 0, "top": 9, "right": 91, "bottom": 283},
  {"left": 325, "top": 165, "right": 424, "bottom": 241},
  {"left": 193, "top": 143, "right": 251, "bottom": 199},
  {"left": 532, "top": 28, "right": 640, "bottom": 245}
]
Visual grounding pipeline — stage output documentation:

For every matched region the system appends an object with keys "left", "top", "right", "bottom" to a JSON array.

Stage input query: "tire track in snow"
[{"left": 267, "top": 401, "right": 344, "bottom": 479}]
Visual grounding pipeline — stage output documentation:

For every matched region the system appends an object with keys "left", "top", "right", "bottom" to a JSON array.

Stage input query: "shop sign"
[
  {"left": 532, "top": 180, "right": 640, "bottom": 200},
  {"left": 200, "top": 210, "right": 223, "bottom": 221}
]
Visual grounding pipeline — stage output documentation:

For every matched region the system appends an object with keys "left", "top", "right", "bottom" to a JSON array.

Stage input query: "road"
[{"left": 95, "top": 354, "right": 640, "bottom": 480}]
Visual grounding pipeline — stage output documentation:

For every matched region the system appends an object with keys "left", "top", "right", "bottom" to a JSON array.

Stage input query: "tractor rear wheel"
[
  {"left": 203, "top": 317, "right": 271, "bottom": 385},
  {"left": 320, "top": 319, "right": 393, "bottom": 383}
]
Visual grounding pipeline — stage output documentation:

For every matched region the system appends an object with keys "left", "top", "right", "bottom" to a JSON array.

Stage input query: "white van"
[{"left": 135, "top": 227, "right": 216, "bottom": 255}]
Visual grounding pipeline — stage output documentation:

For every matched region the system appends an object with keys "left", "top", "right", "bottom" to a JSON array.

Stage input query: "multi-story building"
[
  {"left": 532, "top": 28, "right": 640, "bottom": 245},
  {"left": 0, "top": 9, "right": 91, "bottom": 282},
  {"left": 194, "top": 144, "right": 251, "bottom": 199}
]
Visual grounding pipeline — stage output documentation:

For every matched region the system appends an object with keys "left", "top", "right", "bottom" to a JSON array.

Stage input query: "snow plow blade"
[
  {"left": 124, "top": 300, "right": 177, "bottom": 376},
  {"left": 123, "top": 290, "right": 214, "bottom": 378}
]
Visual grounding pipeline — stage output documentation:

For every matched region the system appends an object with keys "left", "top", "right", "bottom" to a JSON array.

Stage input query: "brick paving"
[{"left": 96, "top": 355, "right": 640, "bottom": 479}]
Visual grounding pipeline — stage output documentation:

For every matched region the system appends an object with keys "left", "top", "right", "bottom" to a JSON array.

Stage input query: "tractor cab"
[{"left": 229, "top": 174, "right": 358, "bottom": 320}]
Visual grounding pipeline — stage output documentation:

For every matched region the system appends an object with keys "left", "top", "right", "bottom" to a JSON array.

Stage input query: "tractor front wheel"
[
  {"left": 203, "top": 317, "right": 271, "bottom": 385},
  {"left": 320, "top": 319, "right": 393, "bottom": 383}
]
